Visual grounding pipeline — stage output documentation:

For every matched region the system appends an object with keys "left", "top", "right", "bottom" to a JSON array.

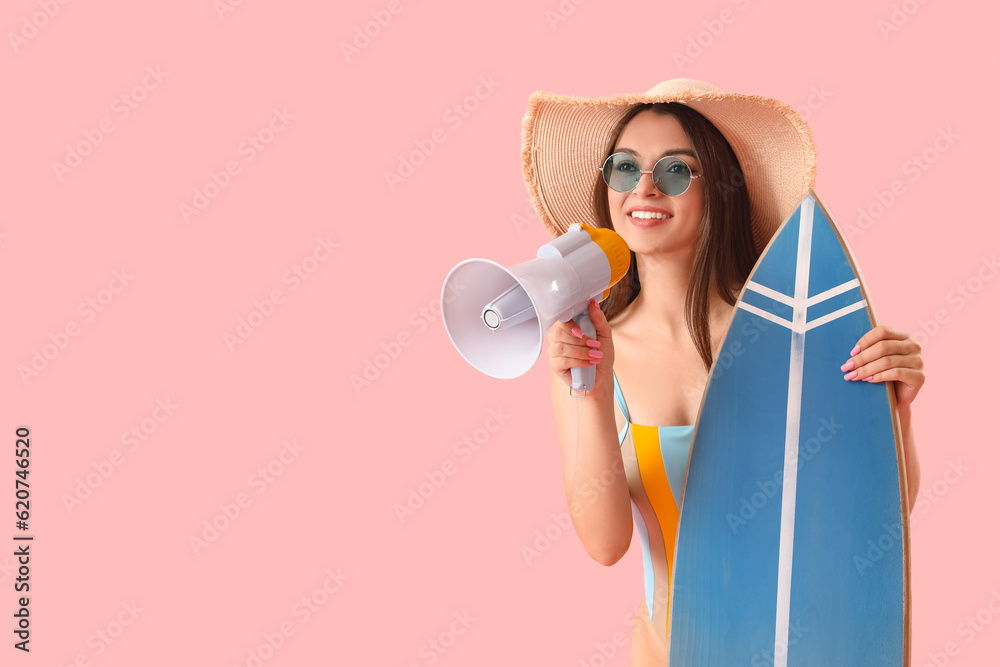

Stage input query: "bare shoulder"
[{"left": 605, "top": 301, "right": 641, "bottom": 345}]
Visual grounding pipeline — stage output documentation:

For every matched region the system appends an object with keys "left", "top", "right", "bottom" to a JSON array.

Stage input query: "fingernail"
[
  {"left": 843, "top": 370, "right": 858, "bottom": 381},
  {"left": 850, "top": 344, "right": 860, "bottom": 356},
  {"left": 863, "top": 375, "right": 874, "bottom": 382},
  {"left": 840, "top": 360, "right": 855, "bottom": 372},
  {"left": 589, "top": 298, "right": 597, "bottom": 305},
  {"left": 589, "top": 349, "right": 603, "bottom": 359},
  {"left": 571, "top": 327, "right": 584, "bottom": 338},
  {"left": 585, "top": 339, "right": 601, "bottom": 348},
  {"left": 590, "top": 358, "right": 600, "bottom": 364}
]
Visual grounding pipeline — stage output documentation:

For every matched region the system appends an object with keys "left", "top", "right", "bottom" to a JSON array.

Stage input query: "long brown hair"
[{"left": 592, "top": 103, "right": 756, "bottom": 371}]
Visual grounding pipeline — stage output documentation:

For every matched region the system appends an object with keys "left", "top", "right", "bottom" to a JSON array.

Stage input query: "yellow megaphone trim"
[{"left": 579, "top": 224, "right": 631, "bottom": 289}]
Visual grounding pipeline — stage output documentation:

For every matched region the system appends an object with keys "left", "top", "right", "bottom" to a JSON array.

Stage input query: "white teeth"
[{"left": 630, "top": 211, "right": 670, "bottom": 220}]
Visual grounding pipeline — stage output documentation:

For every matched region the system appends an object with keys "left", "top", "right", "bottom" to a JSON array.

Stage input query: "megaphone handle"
[{"left": 570, "top": 308, "right": 597, "bottom": 397}]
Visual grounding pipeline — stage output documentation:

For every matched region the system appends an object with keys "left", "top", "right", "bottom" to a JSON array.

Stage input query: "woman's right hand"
[{"left": 547, "top": 298, "right": 615, "bottom": 392}]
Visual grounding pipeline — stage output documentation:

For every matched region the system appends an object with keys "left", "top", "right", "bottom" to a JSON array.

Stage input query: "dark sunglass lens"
[
  {"left": 652, "top": 157, "right": 692, "bottom": 196},
  {"left": 603, "top": 154, "right": 640, "bottom": 192}
]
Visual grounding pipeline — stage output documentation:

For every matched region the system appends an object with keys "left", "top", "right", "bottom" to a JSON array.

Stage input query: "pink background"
[{"left": 3, "top": 0, "right": 997, "bottom": 665}]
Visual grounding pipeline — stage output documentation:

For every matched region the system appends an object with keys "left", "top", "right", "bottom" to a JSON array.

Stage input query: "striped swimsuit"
[{"left": 613, "top": 371, "right": 693, "bottom": 666}]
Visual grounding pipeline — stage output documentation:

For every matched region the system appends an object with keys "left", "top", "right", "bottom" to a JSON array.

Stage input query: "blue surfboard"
[{"left": 667, "top": 190, "right": 911, "bottom": 665}]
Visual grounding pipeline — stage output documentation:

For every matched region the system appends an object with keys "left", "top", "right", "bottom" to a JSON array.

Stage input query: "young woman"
[{"left": 521, "top": 79, "right": 924, "bottom": 665}]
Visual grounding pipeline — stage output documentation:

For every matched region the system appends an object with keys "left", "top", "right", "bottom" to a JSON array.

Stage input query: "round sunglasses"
[{"left": 598, "top": 153, "right": 701, "bottom": 196}]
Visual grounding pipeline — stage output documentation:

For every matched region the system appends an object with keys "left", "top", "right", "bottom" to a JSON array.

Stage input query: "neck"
[{"left": 628, "top": 249, "right": 730, "bottom": 342}]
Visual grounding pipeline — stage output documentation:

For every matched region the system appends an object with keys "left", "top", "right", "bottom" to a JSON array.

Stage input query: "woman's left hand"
[{"left": 840, "top": 325, "right": 925, "bottom": 411}]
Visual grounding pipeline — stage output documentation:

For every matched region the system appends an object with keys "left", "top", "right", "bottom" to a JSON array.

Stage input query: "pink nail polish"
[
  {"left": 843, "top": 370, "right": 858, "bottom": 381},
  {"left": 589, "top": 349, "right": 603, "bottom": 358},
  {"left": 863, "top": 375, "right": 874, "bottom": 382},
  {"left": 585, "top": 339, "right": 601, "bottom": 349},
  {"left": 840, "top": 360, "right": 855, "bottom": 372},
  {"left": 571, "top": 327, "right": 584, "bottom": 338},
  {"left": 850, "top": 344, "right": 860, "bottom": 356}
]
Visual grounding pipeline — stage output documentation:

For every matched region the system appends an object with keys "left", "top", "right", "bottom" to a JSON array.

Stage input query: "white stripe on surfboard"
[
  {"left": 773, "top": 196, "right": 814, "bottom": 667},
  {"left": 742, "top": 277, "right": 860, "bottom": 323},
  {"left": 737, "top": 297, "right": 865, "bottom": 334},
  {"left": 806, "top": 278, "right": 860, "bottom": 307},
  {"left": 736, "top": 301, "right": 795, "bottom": 330},
  {"left": 805, "top": 299, "right": 868, "bottom": 332},
  {"left": 747, "top": 278, "right": 858, "bottom": 311},
  {"left": 746, "top": 280, "right": 795, "bottom": 307}
]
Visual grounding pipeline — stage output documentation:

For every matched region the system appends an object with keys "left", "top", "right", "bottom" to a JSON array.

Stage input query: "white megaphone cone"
[{"left": 441, "top": 223, "right": 631, "bottom": 396}]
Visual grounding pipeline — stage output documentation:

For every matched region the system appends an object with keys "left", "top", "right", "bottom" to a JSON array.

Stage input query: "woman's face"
[{"left": 607, "top": 110, "right": 705, "bottom": 257}]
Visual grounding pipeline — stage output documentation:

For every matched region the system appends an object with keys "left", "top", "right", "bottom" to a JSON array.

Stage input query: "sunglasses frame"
[{"left": 598, "top": 153, "right": 702, "bottom": 197}]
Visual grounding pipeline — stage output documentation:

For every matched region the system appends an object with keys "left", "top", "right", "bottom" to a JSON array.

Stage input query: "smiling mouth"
[{"left": 629, "top": 211, "right": 672, "bottom": 220}]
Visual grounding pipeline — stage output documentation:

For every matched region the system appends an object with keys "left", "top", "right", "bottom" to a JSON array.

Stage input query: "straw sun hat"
[{"left": 521, "top": 78, "right": 817, "bottom": 252}]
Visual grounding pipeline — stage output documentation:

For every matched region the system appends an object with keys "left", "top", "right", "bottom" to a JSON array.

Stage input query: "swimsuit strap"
[
  {"left": 612, "top": 370, "right": 630, "bottom": 421},
  {"left": 612, "top": 370, "right": 630, "bottom": 445}
]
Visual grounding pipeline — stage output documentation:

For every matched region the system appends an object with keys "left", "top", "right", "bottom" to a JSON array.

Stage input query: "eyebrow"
[{"left": 615, "top": 146, "right": 699, "bottom": 161}]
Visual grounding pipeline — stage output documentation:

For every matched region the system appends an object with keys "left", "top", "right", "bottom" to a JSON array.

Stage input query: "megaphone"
[{"left": 441, "top": 223, "right": 630, "bottom": 396}]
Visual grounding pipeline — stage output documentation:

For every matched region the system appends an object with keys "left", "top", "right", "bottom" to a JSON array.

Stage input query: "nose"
[{"left": 631, "top": 170, "right": 659, "bottom": 197}]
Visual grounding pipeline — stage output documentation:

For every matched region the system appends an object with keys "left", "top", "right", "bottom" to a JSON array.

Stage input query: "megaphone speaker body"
[{"left": 441, "top": 223, "right": 630, "bottom": 393}]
